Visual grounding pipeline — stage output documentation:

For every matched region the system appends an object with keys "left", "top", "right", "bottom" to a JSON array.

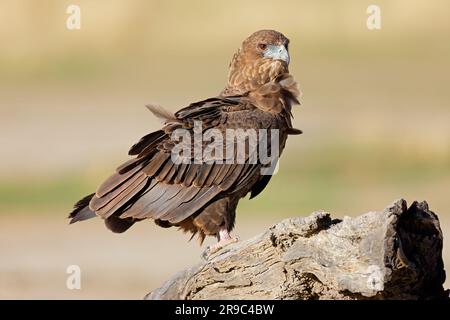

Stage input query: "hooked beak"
[{"left": 264, "top": 45, "right": 290, "bottom": 65}]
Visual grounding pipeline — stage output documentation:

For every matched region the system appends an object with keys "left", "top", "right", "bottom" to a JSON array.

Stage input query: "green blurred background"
[{"left": 0, "top": 0, "right": 449, "bottom": 299}]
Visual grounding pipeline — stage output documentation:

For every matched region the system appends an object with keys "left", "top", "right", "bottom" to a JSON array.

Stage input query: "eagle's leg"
[
  {"left": 201, "top": 229, "right": 239, "bottom": 259},
  {"left": 213, "top": 229, "right": 239, "bottom": 251}
]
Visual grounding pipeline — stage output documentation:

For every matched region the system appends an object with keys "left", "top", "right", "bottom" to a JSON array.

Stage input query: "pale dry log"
[{"left": 146, "top": 199, "right": 447, "bottom": 300}]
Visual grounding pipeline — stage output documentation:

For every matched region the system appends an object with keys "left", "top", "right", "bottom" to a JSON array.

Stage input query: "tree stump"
[{"left": 145, "top": 199, "right": 447, "bottom": 300}]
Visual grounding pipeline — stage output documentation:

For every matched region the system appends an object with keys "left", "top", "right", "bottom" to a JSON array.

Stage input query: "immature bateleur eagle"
[{"left": 69, "top": 30, "right": 302, "bottom": 255}]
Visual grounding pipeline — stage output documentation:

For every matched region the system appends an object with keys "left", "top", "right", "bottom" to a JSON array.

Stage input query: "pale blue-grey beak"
[{"left": 264, "top": 45, "right": 290, "bottom": 64}]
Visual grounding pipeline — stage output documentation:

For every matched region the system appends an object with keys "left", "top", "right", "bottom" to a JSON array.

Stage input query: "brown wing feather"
[
  {"left": 160, "top": 186, "right": 221, "bottom": 223},
  {"left": 96, "top": 174, "right": 148, "bottom": 219},
  {"left": 142, "top": 152, "right": 170, "bottom": 176},
  {"left": 90, "top": 171, "right": 146, "bottom": 211},
  {"left": 96, "top": 163, "right": 143, "bottom": 198},
  {"left": 128, "top": 130, "right": 165, "bottom": 156}
]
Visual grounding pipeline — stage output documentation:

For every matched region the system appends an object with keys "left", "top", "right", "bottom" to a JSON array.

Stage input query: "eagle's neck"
[
  {"left": 220, "top": 50, "right": 300, "bottom": 117},
  {"left": 220, "top": 49, "right": 289, "bottom": 97},
  {"left": 248, "top": 73, "right": 301, "bottom": 116}
]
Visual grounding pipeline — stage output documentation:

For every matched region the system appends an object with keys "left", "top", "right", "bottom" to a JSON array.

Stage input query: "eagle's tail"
[
  {"left": 68, "top": 193, "right": 136, "bottom": 233},
  {"left": 68, "top": 193, "right": 96, "bottom": 224}
]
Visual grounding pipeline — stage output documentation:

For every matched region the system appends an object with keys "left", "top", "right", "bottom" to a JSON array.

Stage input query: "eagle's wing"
[{"left": 88, "top": 96, "right": 272, "bottom": 226}]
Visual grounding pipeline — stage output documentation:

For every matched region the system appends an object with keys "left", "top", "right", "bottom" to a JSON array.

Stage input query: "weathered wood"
[{"left": 145, "top": 199, "right": 447, "bottom": 300}]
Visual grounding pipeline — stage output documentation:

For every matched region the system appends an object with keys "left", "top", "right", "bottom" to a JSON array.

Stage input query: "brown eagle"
[{"left": 69, "top": 30, "right": 302, "bottom": 255}]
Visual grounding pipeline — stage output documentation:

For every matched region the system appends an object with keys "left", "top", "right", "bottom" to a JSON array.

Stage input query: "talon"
[
  {"left": 201, "top": 247, "right": 212, "bottom": 260},
  {"left": 201, "top": 229, "right": 239, "bottom": 260}
]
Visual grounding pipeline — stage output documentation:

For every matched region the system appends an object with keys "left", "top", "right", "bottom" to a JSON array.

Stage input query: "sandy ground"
[{"left": 0, "top": 211, "right": 448, "bottom": 299}]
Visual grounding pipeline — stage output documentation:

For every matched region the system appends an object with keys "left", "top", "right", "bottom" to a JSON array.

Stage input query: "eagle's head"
[
  {"left": 223, "top": 30, "right": 291, "bottom": 96},
  {"left": 241, "top": 29, "right": 290, "bottom": 65}
]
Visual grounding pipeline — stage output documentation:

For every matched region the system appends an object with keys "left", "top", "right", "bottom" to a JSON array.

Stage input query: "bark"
[{"left": 145, "top": 199, "right": 447, "bottom": 300}]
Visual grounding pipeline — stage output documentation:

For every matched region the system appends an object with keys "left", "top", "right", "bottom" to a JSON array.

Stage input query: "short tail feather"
[
  {"left": 69, "top": 193, "right": 136, "bottom": 233},
  {"left": 68, "top": 193, "right": 96, "bottom": 224}
]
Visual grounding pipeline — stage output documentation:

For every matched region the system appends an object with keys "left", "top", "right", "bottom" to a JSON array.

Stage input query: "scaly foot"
[{"left": 201, "top": 229, "right": 239, "bottom": 260}]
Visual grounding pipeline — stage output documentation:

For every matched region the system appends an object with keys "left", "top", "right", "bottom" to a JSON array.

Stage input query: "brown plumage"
[{"left": 69, "top": 30, "right": 302, "bottom": 252}]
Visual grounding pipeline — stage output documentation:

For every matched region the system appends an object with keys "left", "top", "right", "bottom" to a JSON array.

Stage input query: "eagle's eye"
[{"left": 258, "top": 43, "right": 267, "bottom": 51}]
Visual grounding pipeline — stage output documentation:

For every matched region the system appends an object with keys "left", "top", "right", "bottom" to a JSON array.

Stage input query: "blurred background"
[{"left": 0, "top": 0, "right": 449, "bottom": 299}]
